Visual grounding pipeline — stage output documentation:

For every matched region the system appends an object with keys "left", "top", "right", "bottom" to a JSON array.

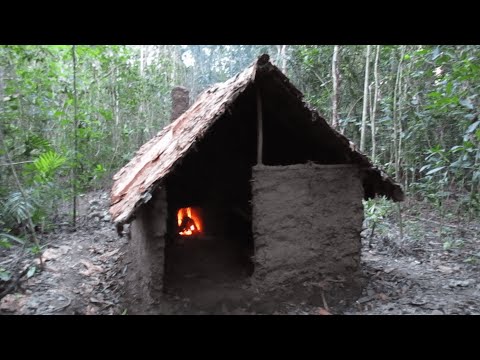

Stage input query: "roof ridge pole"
[{"left": 256, "top": 85, "right": 263, "bottom": 165}]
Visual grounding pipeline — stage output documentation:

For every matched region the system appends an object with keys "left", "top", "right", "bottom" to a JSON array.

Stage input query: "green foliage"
[
  {"left": 29, "top": 244, "right": 41, "bottom": 255},
  {"left": 24, "top": 134, "right": 52, "bottom": 156},
  {"left": 92, "top": 164, "right": 106, "bottom": 182},
  {"left": 26, "top": 265, "right": 36, "bottom": 278},
  {"left": 363, "top": 197, "right": 394, "bottom": 232},
  {"left": 0, "top": 238, "right": 12, "bottom": 249},
  {"left": 2, "top": 191, "right": 37, "bottom": 226},
  {"left": 443, "top": 237, "right": 464, "bottom": 251},
  {"left": 0, "top": 233, "right": 25, "bottom": 247},
  {"left": 0, "top": 267, "right": 11, "bottom": 281},
  {"left": 428, "top": 222, "right": 466, "bottom": 251},
  {"left": 26, "top": 150, "right": 66, "bottom": 184},
  {"left": 464, "top": 253, "right": 480, "bottom": 264},
  {"left": 365, "top": 198, "right": 386, "bottom": 222},
  {"left": 0, "top": 182, "right": 62, "bottom": 233}
]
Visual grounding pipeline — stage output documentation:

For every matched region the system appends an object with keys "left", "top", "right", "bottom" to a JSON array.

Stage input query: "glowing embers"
[{"left": 177, "top": 207, "right": 202, "bottom": 236}]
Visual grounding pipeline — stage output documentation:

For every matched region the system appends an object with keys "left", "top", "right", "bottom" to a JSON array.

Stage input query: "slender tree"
[
  {"left": 393, "top": 46, "right": 406, "bottom": 182},
  {"left": 331, "top": 45, "right": 341, "bottom": 129},
  {"left": 72, "top": 45, "right": 78, "bottom": 230},
  {"left": 371, "top": 45, "right": 381, "bottom": 163},
  {"left": 360, "top": 45, "right": 371, "bottom": 152},
  {"left": 276, "top": 45, "right": 288, "bottom": 73},
  {"left": 280, "top": 45, "right": 287, "bottom": 73}
]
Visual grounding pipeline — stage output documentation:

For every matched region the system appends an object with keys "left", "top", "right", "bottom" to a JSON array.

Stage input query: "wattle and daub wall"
[
  {"left": 125, "top": 187, "right": 168, "bottom": 314},
  {"left": 125, "top": 164, "right": 365, "bottom": 311},
  {"left": 252, "top": 164, "right": 364, "bottom": 300}
]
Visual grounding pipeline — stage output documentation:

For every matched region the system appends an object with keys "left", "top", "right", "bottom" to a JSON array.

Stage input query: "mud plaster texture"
[
  {"left": 251, "top": 164, "right": 365, "bottom": 305},
  {"left": 125, "top": 187, "right": 171, "bottom": 314}
]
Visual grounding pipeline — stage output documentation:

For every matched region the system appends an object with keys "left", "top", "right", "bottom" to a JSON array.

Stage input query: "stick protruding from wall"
[{"left": 256, "top": 86, "right": 263, "bottom": 165}]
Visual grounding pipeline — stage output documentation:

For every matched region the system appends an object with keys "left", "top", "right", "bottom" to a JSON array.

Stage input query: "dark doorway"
[{"left": 163, "top": 91, "right": 258, "bottom": 296}]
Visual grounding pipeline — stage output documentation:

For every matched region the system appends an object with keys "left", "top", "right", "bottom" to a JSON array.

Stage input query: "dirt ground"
[
  {"left": 0, "top": 191, "right": 127, "bottom": 315},
  {"left": 1, "top": 191, "right": 479, "bottom": 315}
]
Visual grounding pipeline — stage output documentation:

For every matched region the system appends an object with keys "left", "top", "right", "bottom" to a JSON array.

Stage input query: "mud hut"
[{"left": 109, "top": 54, "right": 404, "bottom": 313}]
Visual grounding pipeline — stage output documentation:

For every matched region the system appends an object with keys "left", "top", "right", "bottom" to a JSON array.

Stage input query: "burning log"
[
  {"left": 177, "top": 207, "right": 202, "bottom": 236},
  {"left": 179, "top": 216, "right": 199, "bottom": 236}
]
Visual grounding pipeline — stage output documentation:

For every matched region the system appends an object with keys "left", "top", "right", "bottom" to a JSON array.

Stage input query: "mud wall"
[
  {"left": 252, "top": 164, "right": 364, "bottom": 301},
  {"left": 125, "top": 187, "right": 168, "bottom": 314}
]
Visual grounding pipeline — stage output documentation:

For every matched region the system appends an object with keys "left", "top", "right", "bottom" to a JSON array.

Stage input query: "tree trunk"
[
  {"left": 276, "top": 45, "right": 288, "bottom": 73},
  {"left": 280, "top": 45, "right": 287, "bottom": 73},
  {"left": 0, "top": 66, "right": 3, "bottom": 96},
  {"left": 398, "top": 69, "right": 408, "bottom": 187},
  {"left": 72, "top": 45, "right": 78, "bottom": 230},
  {"left": 371, "top": 45, "right": 381, "bottom": 163},
  {"left": 140, "top": 45, "right": 145, "bottom": 75},
  {"left": 114, "top": 67, "right": 120, "bottom": 141},
  {"left": 137, "top": 46, "right": 146, "bottom": 146},
  {"left": 393, "top": 46, "right": 406, "bottom": 182},
  {"left": 172, "top": 45, "right": 178, "bottom": 84},
  {"left": 331, "top": 45, "right": 341, "bottom": 129},
  {"left": 0, "top": 65, "right": 5, "bottom": 177},
  {"left": 360, "top": 45, "right": 371, "bottom": 152}
]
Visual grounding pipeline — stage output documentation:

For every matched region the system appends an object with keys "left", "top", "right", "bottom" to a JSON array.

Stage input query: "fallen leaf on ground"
[
  {"left": 88, "top": 247, "right": 103, "bottom": 255},
  {"left": 99, "top": 248, "right": 120, "bottom": 262},
  {"left": 410, "top": 298, "right": 427, "bottom": 306},
  {"left": 42, "top": 248, "right": 61, "bottom": 261},
  {"left": 41, "top": 245, "right": 71, "bottom": 262},
  {"left": 47, "top": 262, "right": 65, "bottom": 273},
  {"left": 103, "top": 248, "right": 120, "bottom": 258},
  {"left": 317, "top": 307, "right": 332, "bottom": 315},
  {"left": 0, "top": 294, "right": 27, "bottom": 313},
  {"left": 449, "top": 279, "right": 474, "bottom": 287},
  {"left": 356, "top": 295, "right": 375, "bottom": 304},
  {"left": 79, "top": 259, "right": 103, "bottom": 276},
  {"left": 376, "top": 293, "right": 389, "bottom": 301},
  {"left": 85, "top": 304, "right": 99, "bottom": 315},
  {"left": 80, "top": 283, "right": 94, "bottom": 294},
  {"left": 437, "top": 265, "right": 454, "bottom": 274}
]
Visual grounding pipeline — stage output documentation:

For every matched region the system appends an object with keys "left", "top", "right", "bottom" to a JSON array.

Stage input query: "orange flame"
[{"left": 177, "top": 207, "right": 202, "bottom": 236}]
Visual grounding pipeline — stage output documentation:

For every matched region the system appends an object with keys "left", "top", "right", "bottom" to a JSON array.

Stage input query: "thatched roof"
[{"left": 110, "top": 54, "right": 404, "bottom": 225}]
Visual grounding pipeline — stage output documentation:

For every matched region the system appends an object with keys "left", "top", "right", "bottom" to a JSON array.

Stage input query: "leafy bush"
[
  {"left": 1, "top": 151, "right": 67, "bottom": 234},
  {"left": 363, "top": 197, "right": 394, "bottom": 238}
]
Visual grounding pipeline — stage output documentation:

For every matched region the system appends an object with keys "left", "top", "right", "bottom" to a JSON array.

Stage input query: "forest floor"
[
  {"left": 1, "top": 191, "right": 479, "bottom": 315},
  {"left": 0, "top": 191, "right": 126, "bottom": 315}
]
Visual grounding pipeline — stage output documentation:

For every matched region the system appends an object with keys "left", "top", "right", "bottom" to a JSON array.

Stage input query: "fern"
[
  {"left": 0, "top": 233, "right": 25, "bottom": 247},
  {"left": 24, "top": 134, "right": 52, "bottom": 156},
  {"left": 1, "top": 190, "right": 38, "bottom": 226},
  {"left": 31, "top": 150, "right": 66, "bottom": 183}
]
